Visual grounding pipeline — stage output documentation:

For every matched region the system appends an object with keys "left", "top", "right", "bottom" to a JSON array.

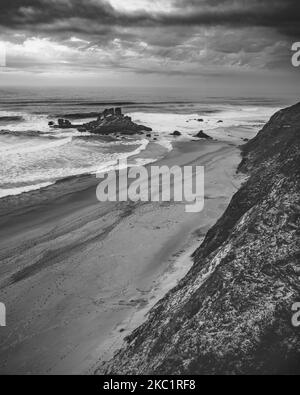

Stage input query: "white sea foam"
[
  {"left": 0, "top": 182, "right": 54, "bottom": 198},
  {"left": 132, "top": 158, "right": 157, "bottom": 167},
  {"left": 156, "top": 139, "right": 173, "bottom": 151},
  {"left": 128, "top": 106, "right": 279, "bottom": 144},
  {"left": 131, "top": 106, "right": 276, "bottom": 130},
  {"left": 0, "top": 136, "right": 73, "bottom": 155},
  {"left": 43, "top": 130, "right": 92, "bottom": 138},
  {"left": 130, "top": 112, "right": 199, "bottom": 138},
  {"left": 88, "top": 138, "right": 150, "bottom": 175},
  {"left": 0, "top": 111, "right": 49, "bottom": 131},
  {"left": 0, "top": 137, "right": 150, "bottom": 198}
]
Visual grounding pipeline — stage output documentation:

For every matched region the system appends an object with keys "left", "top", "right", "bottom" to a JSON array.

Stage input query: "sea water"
[{"left": 0, "top": 86, "right": 287, "bottom": 198}]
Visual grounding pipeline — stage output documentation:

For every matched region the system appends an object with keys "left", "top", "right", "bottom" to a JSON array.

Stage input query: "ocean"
[{"left": 0, "top": 86, "right": 289, "bottom": 198}]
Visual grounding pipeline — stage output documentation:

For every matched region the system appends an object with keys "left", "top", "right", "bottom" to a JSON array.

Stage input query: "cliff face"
[{"left": 104, "top": 103, "right": 300, "bottom": 375}]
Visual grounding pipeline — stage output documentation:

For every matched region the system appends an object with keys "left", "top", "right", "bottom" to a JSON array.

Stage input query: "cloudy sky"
[{"left": 0, "top": 0, "right": 299, "bottom": 96}]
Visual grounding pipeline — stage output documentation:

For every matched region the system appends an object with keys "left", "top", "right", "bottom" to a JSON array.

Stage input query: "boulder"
[
  {"left": 194, "top": 130, "right": 213, "bottom": 139},
  {"left": 171, "top": 131, "right": 182, "bottom": 136}
]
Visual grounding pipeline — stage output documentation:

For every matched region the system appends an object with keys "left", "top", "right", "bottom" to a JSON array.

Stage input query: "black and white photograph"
[{"left": 0, "top": 0, "right": 299, "bottom": 378}]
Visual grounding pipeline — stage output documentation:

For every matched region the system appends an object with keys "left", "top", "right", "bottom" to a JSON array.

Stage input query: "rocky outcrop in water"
[
  {"left": 78, "top": 108, "right": 152, "bottom": 135},
  {"left": 194, "top": 130, "right": 212, "bottom": 139},
  {"left": 50, "top": 108, "right": 152, "bottom": 135},
  {"left": 102, "top": 102, "right": 300, "bottom": 375},
  {"left": 51, "top": 118, "right": 77, "bottom": 129},
  {"left": 171, "top": 131, "right": 182, "bottom": 136}
]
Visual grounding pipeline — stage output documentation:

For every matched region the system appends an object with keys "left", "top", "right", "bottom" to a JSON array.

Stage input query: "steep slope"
[{"left": 103, "top": 103, "right": 300, "bottom": 375}]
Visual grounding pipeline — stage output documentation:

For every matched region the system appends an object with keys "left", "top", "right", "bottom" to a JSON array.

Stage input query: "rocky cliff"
[{"left": 103, "top": 103, "right": 300, "bottom": 375}]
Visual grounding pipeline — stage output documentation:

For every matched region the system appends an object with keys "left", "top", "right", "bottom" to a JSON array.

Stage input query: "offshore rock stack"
[
  {"left": 80, "top": 107, "right": 152, "bottom": 135},
  {"left": 51, "top": 107, "right": 152, "bottom": 135}
]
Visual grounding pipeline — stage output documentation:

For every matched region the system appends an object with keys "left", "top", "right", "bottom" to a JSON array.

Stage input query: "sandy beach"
[{"left": 0, "top": 139, "right": 243, "bottom": 375}]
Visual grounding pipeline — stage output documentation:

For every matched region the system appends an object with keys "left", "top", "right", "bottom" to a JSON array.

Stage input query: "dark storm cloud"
[
  {"left": 0, "top": 0, "right": 299, "bottom": 38},
  {"left": 169, "top": 0, "right": 300, "bottom": 38},
  {"left": 0, "top": 0, "right": 298, "bottom": 77},
  {"left": 0, "top": 0, "right": 147, "bottom": 29}
]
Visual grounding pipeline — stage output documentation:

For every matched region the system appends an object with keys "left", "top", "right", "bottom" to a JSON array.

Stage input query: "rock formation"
[
  {"left": 194, "top": 130, "right": 212, "bottom": 139},
  {"left": 51, "top": 118, "right": 75, "bottom": 129},
  {"left": 79, "top": 108, "right": 152, "bottom": 135},
  {"left": 102, "top": 102, "right": 300, "bottom": 375},
  {"left": 171, "top": 131, "right": 182, "bottom": 136},
  {"left": 50, "top": 108, "right": 152, "bottom": 135}
]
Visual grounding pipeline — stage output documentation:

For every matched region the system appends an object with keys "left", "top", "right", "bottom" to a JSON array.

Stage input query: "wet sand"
[{"left": 0, "top": 139, "right": 243, "bottom": 375}]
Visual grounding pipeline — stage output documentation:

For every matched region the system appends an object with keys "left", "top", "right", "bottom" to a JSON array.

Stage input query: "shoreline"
[
  {"left": 0, "top": 137, "right": 167, "bottom": 201},
  {"left": 0, "top": 139, "right": 244, "bottom": 375}
]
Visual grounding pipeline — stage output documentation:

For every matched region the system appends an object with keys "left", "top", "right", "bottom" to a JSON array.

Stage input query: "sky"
[{"left": 0, "top": 0, "right": 299, "bottom": 97}]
